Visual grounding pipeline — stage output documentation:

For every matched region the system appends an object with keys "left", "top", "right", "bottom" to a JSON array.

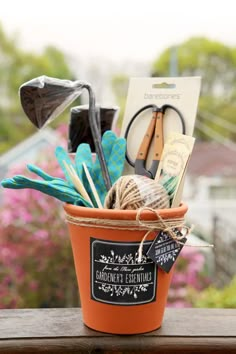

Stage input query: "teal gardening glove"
[
  {"left": 1, "top": 131, "right": 126, "bottom": 208},
  {"left": 1, "top": 164, "right": 92, "bottom": 207},
  {"left": 55, "top": 130, "right": 126, "bottom": 206}
]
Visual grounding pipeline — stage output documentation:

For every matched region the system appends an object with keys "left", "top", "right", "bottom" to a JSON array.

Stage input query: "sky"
[{"left": 0, "top": 0, "right": 236, "bottom": 65}]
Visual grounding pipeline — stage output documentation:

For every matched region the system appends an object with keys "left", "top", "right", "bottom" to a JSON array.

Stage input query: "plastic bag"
[{"left": 19, "top": 75, "right": 85, "bottom": 128}]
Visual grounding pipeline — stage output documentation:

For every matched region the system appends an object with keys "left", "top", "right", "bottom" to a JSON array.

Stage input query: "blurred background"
[{"left": 0, "top": 0, "right": 235, "bottom": 309}]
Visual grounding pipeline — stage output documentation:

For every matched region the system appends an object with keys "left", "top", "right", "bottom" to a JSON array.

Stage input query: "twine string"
[
  {"left": 136, "top": 207, "right": 192, "bottom": 262},
  {"left": 104, "top": 175, "right": 170, "bottom": 210},
  {"left": 65, "top": 206, "right": 214, "bottom": 263},
  {"left": 65, "top": 213, "right": 185, "bottom": 231},
  {"left": 136, "top": 208, "right": 214, "bottom": 262}
]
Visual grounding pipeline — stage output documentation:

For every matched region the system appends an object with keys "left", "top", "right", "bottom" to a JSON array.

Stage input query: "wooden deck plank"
[{"left": 0, "top": 308, "right": 236, "bottom": 353}]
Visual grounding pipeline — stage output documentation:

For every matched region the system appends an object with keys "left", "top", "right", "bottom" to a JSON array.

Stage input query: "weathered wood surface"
[{"left": 0, "top": 308, "right": 236, "bottom": 353}]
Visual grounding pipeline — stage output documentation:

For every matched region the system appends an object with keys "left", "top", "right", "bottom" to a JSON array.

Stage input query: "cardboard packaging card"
[
  {"left": 155, "top": 132, "right": 195, "bottom": 207},
  {"left": 120, "top": 77, "right": 201, "bottom": 175}
]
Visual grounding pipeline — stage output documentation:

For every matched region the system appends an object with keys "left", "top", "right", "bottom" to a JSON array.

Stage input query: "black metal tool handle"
[{"left": 124, "top": 104, "right": 186, "bottom": 179}]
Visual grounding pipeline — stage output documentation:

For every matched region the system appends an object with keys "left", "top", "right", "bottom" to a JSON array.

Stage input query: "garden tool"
[
  {"left": 68, "top": 105, "right": 119, "bottom": 153},
  {"left": 124, "top": 104, "right": 185, "bottom": 179},
  {"left": 1, "top": 165, "right": 92, "bottom": 207},
  {"left": 19, "top": 75, "right": 112, "bottom": 191}
]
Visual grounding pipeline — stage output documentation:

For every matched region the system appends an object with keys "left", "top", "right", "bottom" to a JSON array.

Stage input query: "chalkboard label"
[
  {"left": 91, "top": 238, "right": 157, "bottom": 305},
  {"left": 146, "top": 230, "right": 187, "bottom": 273}
]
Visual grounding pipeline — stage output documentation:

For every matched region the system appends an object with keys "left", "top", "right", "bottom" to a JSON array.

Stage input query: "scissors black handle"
[{"left": 124, "top": 104, "right": 185, "bottom": 179}]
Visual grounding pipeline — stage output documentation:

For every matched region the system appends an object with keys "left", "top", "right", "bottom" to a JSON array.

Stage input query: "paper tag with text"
[{"left": 146, "top": 230, "right": 187, "bottom": 273}]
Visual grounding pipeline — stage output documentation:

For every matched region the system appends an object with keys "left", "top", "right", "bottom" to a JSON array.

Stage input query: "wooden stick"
[
  {"left": 82, "top": 163, "right": 103, "bottom": 209},
  {"left": 63, "top": 161, "right": 94, "bottom": 207}
]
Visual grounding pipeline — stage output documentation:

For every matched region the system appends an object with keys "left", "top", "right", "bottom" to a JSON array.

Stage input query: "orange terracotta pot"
[{"left": 64, "top": 203, "right": 188, "bottom": 335}]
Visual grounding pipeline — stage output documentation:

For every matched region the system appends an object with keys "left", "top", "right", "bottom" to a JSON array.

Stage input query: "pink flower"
[
  {"left": 29, "top": 281, "right": 38, "bottom": 291},
  {"left": 169, "top": 245, "right": 209, "bottom": 307},
  {"left": 1, "top": 210, "right": 14, "bottom": 226},
  {"left": 34, "top": 230, "right": 49, "bottom": 240}
]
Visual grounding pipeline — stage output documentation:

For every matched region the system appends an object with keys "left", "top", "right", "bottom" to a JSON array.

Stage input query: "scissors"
[{"left": 124, "top": 104, "right": 186, "bottom": 179}]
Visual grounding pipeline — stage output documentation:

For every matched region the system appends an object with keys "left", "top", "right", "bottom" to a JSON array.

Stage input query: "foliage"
[
  {"left": 189, "top": 276, "right": 236, "bottom": 308},
  {"left": 151, "top": 37, "right": 236, "bottom": 141},
  {"left": 0, "top": 128, "right": 79, "bottom": 308},
  {"left": 168, "top": 247, "right": 209, "bottom": 308},
  {"left": 0, "top": 23, "right": 75, "bottom": 154},
  {"left": 111, "top": 74, "right": 129, "bottom": 130},
  {"left": 152, "top": 37, "right": 236, "bottom": 95}
]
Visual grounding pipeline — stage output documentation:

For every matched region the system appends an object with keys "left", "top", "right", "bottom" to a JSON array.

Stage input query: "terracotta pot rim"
[{"left": 63, "top": 202, "right": 188, "bottom": 220}]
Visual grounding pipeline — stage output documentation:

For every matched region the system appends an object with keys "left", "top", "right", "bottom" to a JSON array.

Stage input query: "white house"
[{"left": 183, "top": 142, "right": 236, "bottom": 239}]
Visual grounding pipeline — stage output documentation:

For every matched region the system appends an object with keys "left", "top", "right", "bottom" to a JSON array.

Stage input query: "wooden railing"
[{"left": 1, "top": 308, "right": 236, "bottom": 353}]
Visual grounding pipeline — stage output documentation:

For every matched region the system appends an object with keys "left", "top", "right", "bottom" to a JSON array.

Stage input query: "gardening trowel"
[
  {"left": 68, "top": 105, "right": 119, "bottom": 153},
  {"left": 19, "top": 75, "right": 112, "bottom": 191}
]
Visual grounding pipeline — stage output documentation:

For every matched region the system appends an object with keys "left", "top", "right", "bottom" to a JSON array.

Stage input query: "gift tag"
[{"left": 146, "top": 230, "right": 187, "bottom": 273}]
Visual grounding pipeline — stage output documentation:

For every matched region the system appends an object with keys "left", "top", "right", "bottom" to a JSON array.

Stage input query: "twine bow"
[
  {"left": 65, "top": 206, "right": 214, "bottom": 264},
  {"left": 136, "top": 207, "right": 192, "bottom": 262}
]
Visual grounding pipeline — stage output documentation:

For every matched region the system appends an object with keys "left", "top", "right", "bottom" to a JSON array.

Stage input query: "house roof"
[
  {"left": 188, "top": 141, "right": 236, "bottom": 177},
  {"left": 0, "top": 128, "right": 61, "bottom": 180}
]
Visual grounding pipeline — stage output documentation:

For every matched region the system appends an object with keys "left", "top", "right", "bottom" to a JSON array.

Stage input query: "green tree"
[
  {"left": 152, "top": 37, "right": 236, "bottom": 141},
  {"left": 189, "top": 276, "right": 236, "bottom": 308},
  {"left": 111, "top": 74, "right": 129, "bottom": 129},
  {"left": 0, "top": 23, "right": 75, "bottom": 154}
]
